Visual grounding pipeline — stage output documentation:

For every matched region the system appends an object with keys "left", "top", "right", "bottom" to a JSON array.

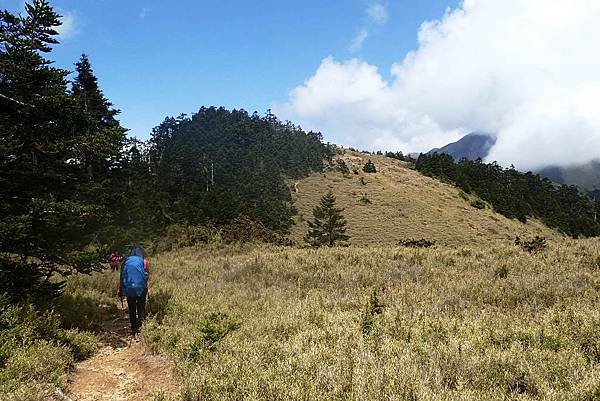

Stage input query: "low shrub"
[
  {"left": 0, "top": 295, "right": 99, "bottom": 398},
  {"left": 470, "top": 198, "right": 487, "bottom": 209},
  {"left": 363, "top": 159, "right": 377, "bottom": 173},
  {"left": 56, "top": 329, "right": 98, "bottom": 361},
  {"left": 187, "top": 312, "right": 240, "bottom": 360},
  {"left": 335, "top": 159, "right": 350, "bottom": 176},
  {"left": 398, "top": 238, "right": 436, "bottom": 248},
  {"left": 361, "top": 289, "right": 385, "bottom": 336},
  {"left": 515, "top": 236, "right": 547, "bottom": 253}
]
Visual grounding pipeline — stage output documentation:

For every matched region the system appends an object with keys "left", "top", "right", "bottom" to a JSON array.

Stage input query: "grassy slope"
[
  {"left": 141, "top": 240, "right": 600, "bottom": 400},
  {"left": 290, "top": 151, "right": 559, "bottom": 246}
]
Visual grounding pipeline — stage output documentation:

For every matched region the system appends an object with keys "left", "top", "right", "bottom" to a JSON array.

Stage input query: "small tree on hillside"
[
  {"left": 305, "top": 191, "right": 350, "bottom": 247},
  {"left": 363, "top": 159, "right": 377, "bottom": 173},
  {"left": 336, "top": 158, "right": 350, "bottom": 176}
]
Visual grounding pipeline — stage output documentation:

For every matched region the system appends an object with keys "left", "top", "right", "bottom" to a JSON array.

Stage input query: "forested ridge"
[
  {"left": 0, "top": 1, "right": 330, "bottom": 300},
  {"left": 121, "top": 108, "right": 332, "bottom": 240},
  {"left": 416, "top": 153, "right": 600, "bottom": 237},
  {"left": 2, "top": 0, "right": 600, "bottom": 303}
]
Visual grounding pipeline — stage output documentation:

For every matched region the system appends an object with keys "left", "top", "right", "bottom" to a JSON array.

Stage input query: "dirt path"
[{"left": 69, "top": 301, "right": 179, "bottom": 401}]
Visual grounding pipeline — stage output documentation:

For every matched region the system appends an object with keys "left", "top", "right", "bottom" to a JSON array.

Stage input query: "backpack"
[{"left": 122, "top": 255, "right": 148, "bottom": 297}]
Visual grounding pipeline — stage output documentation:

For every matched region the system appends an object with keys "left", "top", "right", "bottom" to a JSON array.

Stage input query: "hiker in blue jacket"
[{"left": 119, "top": 244, "right": 149, "bottom": 335}]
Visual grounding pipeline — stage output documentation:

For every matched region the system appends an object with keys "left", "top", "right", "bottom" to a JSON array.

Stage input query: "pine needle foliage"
[{"left": 305, "top": 191, "right": 350, "bottom": 247}]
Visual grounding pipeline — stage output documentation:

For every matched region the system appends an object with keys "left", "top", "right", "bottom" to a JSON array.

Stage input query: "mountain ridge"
[{"left": 428, "top": 133, "right": 600, "bottom": 195}]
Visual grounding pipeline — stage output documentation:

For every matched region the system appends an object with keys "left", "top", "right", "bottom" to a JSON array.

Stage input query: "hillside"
[
  {"left": 290, "top": 151, "right": 559, "bottom": 246},
  {"left": 432, "top": 133, "right": 600, "bottom": 195}
]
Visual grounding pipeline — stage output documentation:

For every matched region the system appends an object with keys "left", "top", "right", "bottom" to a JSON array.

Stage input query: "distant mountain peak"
[
  {"left": 429, "top": 133, "right": 600, "bottom": 195},
  {"left": 428, "top": 132, "right": 496, "bottom": 161}
]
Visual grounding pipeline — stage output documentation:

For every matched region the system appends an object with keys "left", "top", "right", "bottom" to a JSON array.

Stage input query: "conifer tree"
[
  {"left": 305, "top": 191, "right": 350, "bottom": 247},
  {"left": 71, "top": 54, "right": 126, "bottom": 180},
  {"left": 0, "top": 1, "right": 125, "bottom": 301},
  {"left": 363, "top": 159, "right": 377, "bottom": 173}
]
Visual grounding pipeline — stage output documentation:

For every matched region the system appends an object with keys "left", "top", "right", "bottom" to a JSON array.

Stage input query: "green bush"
[
  {"left": 363, "top": 159, "right": 377, "bottom": 173},
  {"left": 398, "top": 238, "right": 436, "bottom": 248},
  {"left": 56, "top": 329, "right": 98, "bottom": 361},
  {"left": 515, "top": 236, "right": 547, "bottom": 253},
  {"left": 336, "top": 159, "right": 350, "bottom": 176},
  {"left": 0, "top": 295, "right": 99, "bottom": 397},
  {"left": 361, "top": 289, "right": 385, "bottom": 336},
  {"left": 187, "top": 312, "right": 240, "bottom": 360},
  {"left": 470, "top": 198, "right": 487, "bottom": 209},
  {"left": 1, "top": 341, "right": 73, "bottom": 386}
]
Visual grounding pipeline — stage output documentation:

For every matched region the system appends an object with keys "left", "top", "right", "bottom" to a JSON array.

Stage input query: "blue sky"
[{"left": 2, "top": 0, "right": 458, "bottom": 140}]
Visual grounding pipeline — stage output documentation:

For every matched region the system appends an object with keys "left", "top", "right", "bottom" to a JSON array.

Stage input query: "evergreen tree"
[
  {"left": 363, "top": 159, "right": 377, "bottom": 173},
  {"left": 71, "top": 54, "right": 127, "bottom": 180},
  {"left": 336, "top": 158, "right": 350, "bottom": 176},
  {"left": 0, "top": 2, "right": 124, "bottom": 301},
  {"left": 305, "top": 191, "right": 350, "bottom": 247}
]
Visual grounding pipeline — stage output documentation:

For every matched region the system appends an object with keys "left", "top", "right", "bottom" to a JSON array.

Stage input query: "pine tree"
[
  {"left": 0, "top": 1, "right": 124, "bottom": 301},
  {"left": 305, "top": 191, "right": 350, "bottom": 247},
  {"left": 71, "top": 54, "right": 127, "bottom": 180},
  {"left": 363, "top": 159, "right": 377, "bottom": 173}
]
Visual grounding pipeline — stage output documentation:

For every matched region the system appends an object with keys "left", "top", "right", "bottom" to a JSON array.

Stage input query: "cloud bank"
[{"left": 277, "top": 0, "right": 600, "bottom": 170}]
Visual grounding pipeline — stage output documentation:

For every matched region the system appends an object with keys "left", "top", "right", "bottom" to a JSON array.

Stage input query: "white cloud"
[
  {"left": 366, "top": 3, "right": 388, "bottom": 25},
  {"left": 56, "top": 10, "right": 77, "bottom": 39},
  {"left": 347, "top": 3, "right": 389, "bottom": 53},
  {"left": 349, "top": 29, "right": 369, "bottom": 52},
  {"left": 277, "top": 0, "right": 600, "bottom": 170}
]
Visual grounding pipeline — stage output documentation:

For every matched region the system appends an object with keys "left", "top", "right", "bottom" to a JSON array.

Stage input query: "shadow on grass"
[{"left": 55, "top": 293, "right": 130, "bottom": 348}]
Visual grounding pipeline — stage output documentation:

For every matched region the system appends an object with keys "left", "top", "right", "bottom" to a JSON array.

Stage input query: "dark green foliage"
[
  {"left": 305, "top": 191, "right": 350, "bottom": 247},
  {"left": 188, "top": 312, "right": 240, "bottom": 359},
  {"left": 470, "top": 198, "right": 487, "bottom": 209},
  {"left": 0, "top": 2, "right": 126, "bottom": 301},
  {"left": 384, "top": 151, "right": 406, "bottom": 161},
  {"left": 130, "top": 108, "right": 331, "bottom": 237},
  {"left": 0, "top": 296, "right": 97, "bottom": 366},
  {"left": 363, "top": 159, "right": 377, "bottom": 173},
  {"left": 361, "top": 289, "right": 385, "bottom": 336},
  {"left": 219, "top": 216, "right": 293, "bottom": 245},
  {"left": 515, "top": 236, "right": 547, "bottom": 253},
  {"left": 398, "top": 239, "right": 436, "bottom": 248},
  {"left": 416, "top": 154, "right": 600, "bottom": 237},
  {"left": 336, "top": 158, "right": 350, "bottom": 176}
]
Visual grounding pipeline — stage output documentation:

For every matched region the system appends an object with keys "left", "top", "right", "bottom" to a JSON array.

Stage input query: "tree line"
[
  {"left": 0, "top": 1, "right": 331, "bottom": 301},
  {"left": 415, "top": 153, "right": 600, "bottom": 237}
]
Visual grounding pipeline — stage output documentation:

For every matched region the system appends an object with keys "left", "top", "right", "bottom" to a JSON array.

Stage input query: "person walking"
[
  {"left": 119, "top": 244, "right": 149, "bottom": 336},
  {"left": 108, "top": 251, "right": 122, "bottom": 271}
]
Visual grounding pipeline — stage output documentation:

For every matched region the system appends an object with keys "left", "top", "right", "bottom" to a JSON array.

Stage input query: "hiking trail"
[{"left": 68, "top": 300, "right": 179, "bottom": 401}]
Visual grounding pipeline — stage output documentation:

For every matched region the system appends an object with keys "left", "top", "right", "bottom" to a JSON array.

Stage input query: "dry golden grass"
[
  {"left": 130, "top": 238, "right": 600, "bottom": 400},
  {"left": 290, "top": 151, "right": 560, "bottom": 246}
]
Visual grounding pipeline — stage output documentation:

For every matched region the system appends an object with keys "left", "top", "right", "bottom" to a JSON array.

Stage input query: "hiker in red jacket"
[{"left": 108, "top": 252, "right": 122, "bottom": 271}]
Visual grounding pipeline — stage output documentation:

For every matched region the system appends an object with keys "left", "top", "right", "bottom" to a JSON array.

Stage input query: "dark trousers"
[{"left": 126, "top": 288, "right": 147, "bottom": 334}]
